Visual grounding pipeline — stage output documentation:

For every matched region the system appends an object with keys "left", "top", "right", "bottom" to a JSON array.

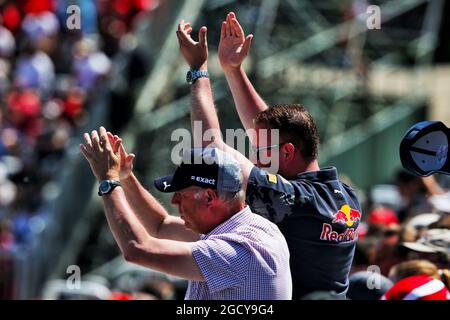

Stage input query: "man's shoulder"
[
  {"left": 247, "top": 166, "right": 341, "bottom": 191},
  {"left": 246, "top": 166, "right": 362, "bottom": 222},
  {"left": 242, "top": 209, "right": 284, "bottom": 233},
  {"left": 221, "top": 209, "right": 282, "bottom": 237},
  {"left": 202, "top": 211, "right": 283, "bottom": 246},
  {"left": 247, "top": 166, "right": 296, "bottom": 193}
]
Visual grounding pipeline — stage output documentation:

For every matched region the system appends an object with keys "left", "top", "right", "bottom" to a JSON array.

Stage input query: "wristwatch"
[
  {"left": 186, "top": 69, "right": 209, "bottom": 84},
  {"left": 98, "top": 180, "right": 121, "bottom": 196}
]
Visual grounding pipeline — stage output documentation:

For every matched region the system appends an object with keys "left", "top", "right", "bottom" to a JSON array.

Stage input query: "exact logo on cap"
[{"left": 191, "top": 175, "right": 215, "bottom": 185}]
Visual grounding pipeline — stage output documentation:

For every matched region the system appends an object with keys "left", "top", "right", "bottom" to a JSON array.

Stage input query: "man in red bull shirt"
[{"left": 172, "top": 14, "right": 363, "bottom": 299}]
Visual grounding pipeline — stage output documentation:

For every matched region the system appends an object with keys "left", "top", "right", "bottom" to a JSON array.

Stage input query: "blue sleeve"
[{"left": 246, "top": 167, "right": 311, "bottom": 223}]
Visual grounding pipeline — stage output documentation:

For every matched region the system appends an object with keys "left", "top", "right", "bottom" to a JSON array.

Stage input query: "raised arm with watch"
[
  {"left": 186, "top": 69, "right": 209, "bottom": 84},
  {"left": 98, "top": 179, "right": 121, "bottom": 196}
]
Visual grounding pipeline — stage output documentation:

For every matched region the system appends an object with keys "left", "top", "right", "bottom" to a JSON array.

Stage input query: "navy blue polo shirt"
[{"left": 246, "top": 166, "right": 362, "bottom": 299}]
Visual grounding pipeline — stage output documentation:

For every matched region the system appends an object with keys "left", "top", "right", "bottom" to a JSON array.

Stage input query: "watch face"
[{"left": 99, "top": 181, "right": 111, "bottom": 194}]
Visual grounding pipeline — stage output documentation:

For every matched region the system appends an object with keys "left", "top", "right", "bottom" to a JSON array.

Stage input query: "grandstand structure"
[{"left": 5, "top": 0, "right": 448, "bottom": 299}]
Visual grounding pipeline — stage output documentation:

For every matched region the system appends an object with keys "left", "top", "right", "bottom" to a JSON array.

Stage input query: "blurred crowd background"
[{"left": 0, "top": 0, "right": 449, "bottom": 300}]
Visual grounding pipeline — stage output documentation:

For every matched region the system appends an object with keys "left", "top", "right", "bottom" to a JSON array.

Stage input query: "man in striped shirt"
[
  {"left": 80, "top": 135, "right": 292, "bottom": 299},
  {"left": 184, "top": 203, "right": 291, "bottom": 300},
  {"left": 155, "top": 148, "right": 292, "bottom": 300}
]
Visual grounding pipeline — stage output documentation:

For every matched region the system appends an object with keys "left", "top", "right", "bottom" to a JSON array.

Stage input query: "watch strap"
[
  {"left": 98, "top": 180, "right": 121, "bottom": 196},
  {"left": 187, "top": 69, "right": 209, "bottom": 84}
]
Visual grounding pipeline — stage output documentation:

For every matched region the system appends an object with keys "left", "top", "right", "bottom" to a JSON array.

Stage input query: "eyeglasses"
[{"left": 251, "top": 142, "right": 290, "bottom": 162}]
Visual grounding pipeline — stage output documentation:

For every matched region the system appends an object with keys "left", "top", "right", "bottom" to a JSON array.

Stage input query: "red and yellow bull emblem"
[
  {"left": 320, "top": 205, "right": 361, "bottom": 243},
  {"left": 332, "top": 204, "right": 361, "bottom": 227}
]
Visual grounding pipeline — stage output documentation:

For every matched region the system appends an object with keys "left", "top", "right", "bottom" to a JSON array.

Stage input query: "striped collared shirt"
[{"left": 185, "top": 206, "right": 292, "bottom": 300}]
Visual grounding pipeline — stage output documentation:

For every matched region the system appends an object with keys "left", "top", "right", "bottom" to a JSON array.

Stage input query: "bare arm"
[
  {"left": 223, "top": 67, "right": 268, "bottom": 132},
  {"left": 219, "top": 12, "right": 269, "bottom": 137},
  {"left": 121, "top": 173, "right": 199, "bottom": 242},
  {"left": 176, "top": 21, "right": 221, "bottom": 142},
  {"left": 176, "top": 21, "right": 254, "bottom": 190},
  {"left": 80, "top": 128, "right": 203, "bottom": 280},
  {"left": 422, "top": 175, "right": 446, "bottom": 196},
  {"left": 190, "top": 78, "right": 254, "bottom": 190},
  {"left": 106, "top": 132, "right": 199, "bottom": 242},
  {"left": 103, "top": 188, "right": 203, "bottom": 280}
]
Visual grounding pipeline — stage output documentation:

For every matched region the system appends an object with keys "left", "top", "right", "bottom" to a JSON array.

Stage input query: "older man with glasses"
[{"left": 80, "top": 133, "right": 292, "bottom": 300}]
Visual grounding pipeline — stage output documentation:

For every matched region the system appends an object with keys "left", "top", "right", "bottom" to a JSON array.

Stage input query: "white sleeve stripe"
[{"left": 403, "top": 279, "right": 445, "bottom": 300}]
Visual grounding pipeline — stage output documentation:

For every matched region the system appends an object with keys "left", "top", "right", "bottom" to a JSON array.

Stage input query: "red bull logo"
[
  {"left": 332, "top": 204, "right": 361, "bottom": 227},
  {"left": 320, "top": 224, "right": 357, "bottom": 242}
]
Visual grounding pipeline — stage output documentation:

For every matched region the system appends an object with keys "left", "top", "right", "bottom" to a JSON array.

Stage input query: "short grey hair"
[
  {"left": 217, "top": 189, "right": 245, "bottom": 205},
  {"left": 193, "top": 187, "right": 245, "bottom": 206}
]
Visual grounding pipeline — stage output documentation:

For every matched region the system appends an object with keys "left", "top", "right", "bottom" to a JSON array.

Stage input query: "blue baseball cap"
[
  {"left": 400, "top": 121, "right": 449, "bottom": 176},
  {"left": 154, "top": 148, "right": 242, "bottom": 193}
]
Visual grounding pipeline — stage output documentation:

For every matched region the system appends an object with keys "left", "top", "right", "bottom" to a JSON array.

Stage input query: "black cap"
[{"left": 154, "top": 148, "right": 242, "bottom": 193}]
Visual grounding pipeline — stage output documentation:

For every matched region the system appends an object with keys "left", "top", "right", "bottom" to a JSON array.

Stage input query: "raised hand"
[
  {"left": 107, "top": 132, "right": 135, "bottom": 181},
  {"left": 218, "top": 12, "right": 253, "bottom": 71},
  {"left": 80, "top": 127, "right": 120, "bottom": 181},
  {"left": 176, "top": 20, "right": 208, "bottom": 70}
]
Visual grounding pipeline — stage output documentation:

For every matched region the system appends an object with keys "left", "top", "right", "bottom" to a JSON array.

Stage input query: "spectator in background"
[
  {"left": 395, "top": 170, "right": 431, "bottom": 222},
  {"left": 11, "top": 182, "right": 49, "bottom": 248},
  {"left": 401, "top": 229, "right": 450, "bottom": 269},
  {"left": 0, "top": 0, "right": 127, "bottom": 300},
  {"left": 350, "top": 237, "right": 377, "bottom": 274},
  {"left": 0, "top": 107, "right": 7, "bottom": 156},
  {"left": 422, "top": 175, "right": 447, "bottom": 196},
  {"left": 368, "top": 216, "right": 419, "bottom": 276},
  {"left": 0, "top": 25, "right": 15, "bottom": 94},
  {"left": 372, "top": 226, "right": 407, "bottom": 275},
  {"left": 72, "top": 37, "right": 111, "bottom": 91},
  {"left": 20, "top": 0, "right": 54, "bottom": 15},
  {"left": 388, "top": 259, "right": 450, "bottom": 290},
  {"left": 6, "top": 89, "right": 43, "bottom": 140},
  {"left": 97, "top": 0, "right": 159, "bottom": 56},
  {"left": 363, "top": 206, "right": 409, "bottom": 275},
  {"left": 347, "top": 271, "right": 393, "bottom": 300},
  {"left": 14, "top": 51, "right": 55, "bottom": 98},
  {"left": 0, "top": 162, "right": 16, "bottom": 214},
  {"left": 97, "top": 0, "right": 158, "bottom": 32},
  {"left": 62, "top": 86, "right": 85, "bottom": 121},
  {"left": 0, "top": 218, "right": 15, "bottom": 299},
  {"left": 15, "top": 11, "right": 59, "bottom": 98},
  {"left": 22, "top": 11, "right": 59, "bottom": 55},
  {"left": 381, "top": 274, "right": 450, "bottom": 300},
  {"left": 0, "top": 219, "right": 14, "bottom": 250},
  {"left": 405, "top": 212, "right": 442, "bottom": 239},
  {"left": 428, "top": 191, "right": 450, "bottom": 215},
  {"left": 429, "top": 215, "right": 450, "bottom": 230},
  {"left": 366, "top": 206, "right": 399, "bottom": 236},
  {"left": 133, "top": 277, "right": 176, "bottom": 300},
  {"left": 0, "top": 1, "right": 22, "bottom": 34},
  {"left": 0, "top": 106, "right": 26, "bottom": 165}
]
